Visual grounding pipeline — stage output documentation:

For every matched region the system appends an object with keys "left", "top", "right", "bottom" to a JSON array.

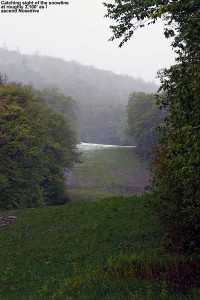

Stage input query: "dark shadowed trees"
[
  {"left": 105, "top": 0, "right": 200, "bottom": 251},
  {"left": 126, "top": 92, "right": 167, "bottom": 151}
]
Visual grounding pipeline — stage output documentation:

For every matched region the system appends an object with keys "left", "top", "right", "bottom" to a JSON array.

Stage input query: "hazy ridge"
[{"left": 0, "top": 48, "right": 158, "bottom": 144}]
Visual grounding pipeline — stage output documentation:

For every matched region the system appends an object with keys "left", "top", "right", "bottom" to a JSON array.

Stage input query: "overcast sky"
[{"left": 0, "top": 0, "right": 176, "bottom": 83}]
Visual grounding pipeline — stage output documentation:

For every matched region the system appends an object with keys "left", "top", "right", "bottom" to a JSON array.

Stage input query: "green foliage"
[
  {"left": 147, "top": 1, "right": 200, "bottom": 251},
  {"left": 105, "top": 0, "right": 200, "bottom": 251},
  {"left": 126, "top": 92, "right": 167, "bottom": 151},
  {"left": 0, "top": 80, "right": 78, "bottom": 209},
  {"left": 0, "top": 82, "right": 44, "bottom": 208},
  {"left": 104, "top": 0, "right": 198, "bottom": 47},
  {"left": 38, "top": 88, "right": 81, "bottom": 143}
]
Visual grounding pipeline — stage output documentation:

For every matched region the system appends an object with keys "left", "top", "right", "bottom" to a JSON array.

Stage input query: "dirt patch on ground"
[{"left": 0, "top": 215, "right": 22, "bottom": 228}]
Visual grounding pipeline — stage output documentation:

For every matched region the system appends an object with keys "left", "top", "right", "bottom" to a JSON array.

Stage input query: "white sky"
[{"left": 0, "top": 0, "right": 176, "bottom": 83}]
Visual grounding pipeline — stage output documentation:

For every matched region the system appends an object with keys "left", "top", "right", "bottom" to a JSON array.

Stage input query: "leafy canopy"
[
  {"left": 126, "top": 92, "right": 167, "bottom": 151},
  {"left": 104, "top": 0, "right": 200, "bottom": 251},
  {"left": 0, "top": 79, "right": 79, "bottom": 209},
  {"left": 104, "top": 0, "right": 200, "bottom": 48}
]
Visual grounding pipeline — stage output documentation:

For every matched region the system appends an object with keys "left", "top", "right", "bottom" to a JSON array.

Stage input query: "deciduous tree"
[
  {"left": 105, "top": 0, "right": 200, "bottom": 251},
  {"left": 0, "top": 80, "right": 78, "bottom": 208}
]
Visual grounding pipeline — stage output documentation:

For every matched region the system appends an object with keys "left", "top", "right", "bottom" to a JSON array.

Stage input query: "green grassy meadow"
[
  {"left": 0, "top": 146, "right": 199, "bottom": 299},
  {"left": 67, "top": 147, "right": 149, "bottom": 200},
  {"left": 0, "top": 197, "right": 199, "bottom": 299}
]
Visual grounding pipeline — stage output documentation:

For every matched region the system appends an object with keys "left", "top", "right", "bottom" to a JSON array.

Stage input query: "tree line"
[
  {"left": 126, "top": 92, "right": 167, "bottom": 152},
  {"left": 0, "top": 76, "right": 79, "bottom": 209},
  {"left": 105, "top": 0, "right": 200, "bottom": 252}
]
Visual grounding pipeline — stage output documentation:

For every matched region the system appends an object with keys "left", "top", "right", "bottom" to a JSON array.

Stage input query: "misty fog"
[{"left": 0, "top": 0, "right": 175, "bottom": 83}]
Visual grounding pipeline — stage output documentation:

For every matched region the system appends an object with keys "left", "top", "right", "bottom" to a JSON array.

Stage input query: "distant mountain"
[
  {"left": 0, "top": 48, "right": 158, "bottom": 102},
  {"left": 0, "top": 48, "right": 158, "bottom": 144}
]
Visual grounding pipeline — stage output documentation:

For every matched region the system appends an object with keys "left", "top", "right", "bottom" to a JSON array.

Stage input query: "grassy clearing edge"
[{"left": 0, "top": 196, "right": 199, "bottom": 299}]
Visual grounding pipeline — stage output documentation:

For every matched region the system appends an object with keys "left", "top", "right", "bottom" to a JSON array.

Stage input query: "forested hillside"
[{"left": 0, "top": 48, "right": 158, "bottom": 144}]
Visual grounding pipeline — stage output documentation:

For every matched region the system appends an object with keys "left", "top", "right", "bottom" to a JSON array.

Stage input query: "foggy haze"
[{"left": 0, "top": 0, "right": 176, "bottom": 83}]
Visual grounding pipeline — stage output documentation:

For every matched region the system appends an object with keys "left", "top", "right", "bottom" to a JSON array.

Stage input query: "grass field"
[
  {"left": 66, "top": 146, "right": 149, "bottom": 201},
  {"left": 0, "top": 196, "right": 199, "bottom": 299},
  {"left": 0, "top": 146, "right": 199, "bottom": 299}
]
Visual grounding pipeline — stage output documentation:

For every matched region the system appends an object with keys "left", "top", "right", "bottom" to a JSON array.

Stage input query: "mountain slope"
[{"left": 0, "top": 48, "right": 158, "bottom": 144}]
